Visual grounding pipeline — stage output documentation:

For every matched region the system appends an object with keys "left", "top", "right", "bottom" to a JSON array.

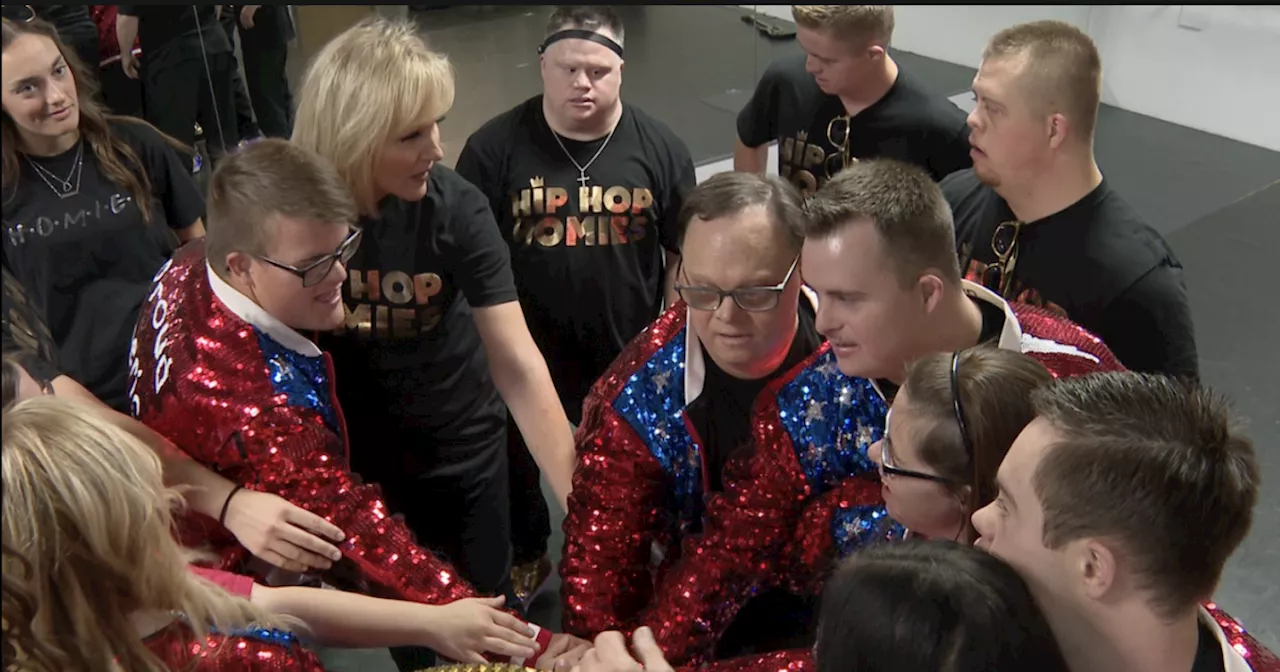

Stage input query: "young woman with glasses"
[{"left": 867, "top": 345, "right": 1052, "bottom": 543}]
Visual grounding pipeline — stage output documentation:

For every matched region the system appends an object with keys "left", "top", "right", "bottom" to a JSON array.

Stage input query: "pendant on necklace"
[{"left": 576, "top": 172, "right": 591, "bottom": 188}]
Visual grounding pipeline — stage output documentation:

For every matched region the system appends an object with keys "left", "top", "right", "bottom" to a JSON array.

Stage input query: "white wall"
[{"left": 742, "top": 5, "right": 1280, "bottom": 151}]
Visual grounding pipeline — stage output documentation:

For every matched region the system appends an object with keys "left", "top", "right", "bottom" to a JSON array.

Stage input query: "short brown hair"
[
  {"left": 547, "top": 6, "right": 625, "bottom": 44},
  {"left": 1031, "top": 373, "right": 1259, "bottom": 618},
  {"left": 804, "top": 159, "right": 959, "bottom": 286},
  {"left": 904, "top": 347, "right": 1053, "bottom": 532},
  {"left": 205, "top": 139, "right": 358, "bottom": 274},
  {"left": 676, "top": 172, "right": 806, "bottom": 253},
  {"left": 791, "top": 5, "right": 894, "bottom": 46},
  {"left": 983, "top": 20, "right": 1102, "bottom": 142}
]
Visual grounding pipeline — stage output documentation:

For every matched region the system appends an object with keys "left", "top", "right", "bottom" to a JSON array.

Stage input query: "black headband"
[{"left": 537, "top": 29, "right": 624, "bottom": 59}]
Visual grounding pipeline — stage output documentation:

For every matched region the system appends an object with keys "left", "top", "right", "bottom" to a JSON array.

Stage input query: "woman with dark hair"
[
  {"left": 1, "top": 15, "right": 205, "bottom": 413},
  {"left": 867, "top": 346, "right": 1052, "bottom": 543},
  {"left": 814, "top": 541, "right": 1066, "bottom": 672}
]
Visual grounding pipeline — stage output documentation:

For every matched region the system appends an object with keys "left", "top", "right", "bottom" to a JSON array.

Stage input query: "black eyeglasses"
[
  {"left": 2, "top": 5, "right": 36, "bottom": 23},
  {"left": 258, "top": 228, "right": 362, "bottom": 288},
  {"left": 675, "top": 256, "right": 799, "bottom": 312},
  {"left": 879, "top": 408, "right": 954, "bottom": 484},
  {"left": 825, "top": 115, "right": 854, "bottom": 178},
  {"left": 980, "top": 220, "right": 1023, "bottom": 297}
]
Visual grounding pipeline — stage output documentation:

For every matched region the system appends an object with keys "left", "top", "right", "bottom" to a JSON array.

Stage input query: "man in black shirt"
[
  {"left": 945, "top": 20, "right": 1198, "bottom": 380},
  {"left": 455, "top": 5, "right": 695, "bottom": 604},
  {"left": 232, "top": 4, "right": 295, "bottom": 138},
  {"left": 735, "top": 5, "right": 971, "bottom": 195},
  {"left": 116, "top": 5, "right": 240, "bottom": 166}
]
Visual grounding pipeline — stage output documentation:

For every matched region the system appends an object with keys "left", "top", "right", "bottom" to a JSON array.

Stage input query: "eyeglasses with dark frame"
[
  {"left": 674, "top": 256, "right": 800, "bottom": 313},
  {"left": 825, "top": 115, "right": 854, "bottom": 178},
  {"left": 878, "top": 352, "right": 975, "bottom": 484},
  {"left": 257, "top": 228, "right": 363, "bottom": 288},
  {"left": 980, "top": 220, "right": 1023, "bottom": 298}
]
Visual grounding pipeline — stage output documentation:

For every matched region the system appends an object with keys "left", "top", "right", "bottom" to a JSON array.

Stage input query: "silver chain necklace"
[
  {"left": 24, "top": 140, "right": 84, "bottom": 200},
  {"left": 550, "top": 122, "right": 617, "bottom": 188}
]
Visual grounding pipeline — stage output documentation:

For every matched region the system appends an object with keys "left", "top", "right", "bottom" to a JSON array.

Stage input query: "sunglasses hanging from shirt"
[{"left": 537, "top": 29, "right": 625, "bottom": 59}]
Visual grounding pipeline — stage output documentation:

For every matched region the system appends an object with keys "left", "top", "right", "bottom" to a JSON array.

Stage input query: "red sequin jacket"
[
  {"left": 144, "top": 620, "right": 326, "bottom": 671},
  {"left": 561, "top": 301, "right": 893, "bottom": 666},
  {"left": 129, "top": 241, "right": 477, "bottom": 606}
]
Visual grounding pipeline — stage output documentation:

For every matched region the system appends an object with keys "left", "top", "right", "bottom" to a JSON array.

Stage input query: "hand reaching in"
[
  {"left": 536, "top": 633, "right": 593, "bottom": 670},
  {"left": 222, "top": 488, "right": 345, "bottom": 573},
  {"left": 423, "top": 596, "right": 540, "bottom": 663},
  {"left": 575, "top": 628, "right": 674, "bottom": 672}
]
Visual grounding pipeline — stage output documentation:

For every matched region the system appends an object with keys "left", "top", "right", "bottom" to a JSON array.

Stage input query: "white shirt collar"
[{"left": 205, "top": 263, "right": 322, "bottom": 358}]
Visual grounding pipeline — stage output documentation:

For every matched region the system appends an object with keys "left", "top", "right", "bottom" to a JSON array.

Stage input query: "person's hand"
[
  {"left": 421, "top": 596, "right": 539, "bottom": 663},
  {"left": 536, "top": 633, "right": 592, "bottom": 671},
  {"left": 239, "top": 5, "right": 260, "bottom": 29},
  {"left": 120, "top": 50, "right": 140, "bottom": 79},
  {"left": 574, "top": 628, "right": 673, "bottom": 672},
  {"left": 221, "top": 488, "right": 345, "bottom": 573}
]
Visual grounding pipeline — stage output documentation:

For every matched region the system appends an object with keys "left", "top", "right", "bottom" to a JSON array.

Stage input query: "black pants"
[
  {"left": 141, "top": 45, "right": 238, "bottom": 164},
  {"left": 507, "top": 412, "right": 552, "bottom": 565},
  {"left": 352, "top": 427, "right": 515, "bottom": 671},
  {"left": 218, "top": 11, "right": 261, "bottom": 140},
  {"left": 238, "top": 22, "right": 293, "bottom": 138},
  {"left": 99, "top": 62, "right": 144, "bottom": 117}
]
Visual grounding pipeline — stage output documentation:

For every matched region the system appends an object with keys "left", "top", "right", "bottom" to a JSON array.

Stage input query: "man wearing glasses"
[
  {"left": 945, "top": 21, "right": 1197, "bottom": 380},
  {"left": 734, "top": 5, "right": 971, "bottom": 196},
  {"left": 128, "top": 140, "right": 489, "bottom": 612},
  {"left": 561, "top": 172, "right": 892, "bottom": 665}
]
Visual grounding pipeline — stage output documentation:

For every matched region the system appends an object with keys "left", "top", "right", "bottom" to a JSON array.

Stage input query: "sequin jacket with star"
[
  {"left": 129, "top": 241, "right": 477, "bottom": 606},
  {"left": 561, "top": 302, "right": 892, "bottom": 666},
  {"left": 781, "top": 300, "right": 1126, "bottom": 595},
  {"left": 144, "top": 621, "right": 326, "bottom": 671},
  {"left": 697, "top": 604, "right": 1279, "bottom": 672}
]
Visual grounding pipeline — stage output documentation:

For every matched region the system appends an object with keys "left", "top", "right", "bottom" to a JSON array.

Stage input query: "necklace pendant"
[{"left": 576, "top": 172, "right": 591, "bottom": 188}]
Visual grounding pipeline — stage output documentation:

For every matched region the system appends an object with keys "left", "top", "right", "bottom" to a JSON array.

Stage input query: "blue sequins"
[
  {"left": 224, "top": 626, "right": 299, "bottom": 646},
  {"left": 612, "top": 328, "right": 703, "bottom": 526},
  {"left": 255, "top": 332, "right": 339, "bottom": 433},
  {"left": 776, "top": 350, "right": 888, "bottom": 490},
  {"left": 831, "top": 505, "right": 905, "bottom": 558}
]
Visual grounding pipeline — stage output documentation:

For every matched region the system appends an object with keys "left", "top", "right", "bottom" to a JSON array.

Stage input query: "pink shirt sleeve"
[{"left": 188, "top": 565, "right": 256, "bottom": 598}]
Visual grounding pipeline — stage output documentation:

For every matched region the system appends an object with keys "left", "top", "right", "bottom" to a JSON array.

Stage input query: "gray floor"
[{"left": 301, "top": 6, "right": 1278, "bottom": 665}]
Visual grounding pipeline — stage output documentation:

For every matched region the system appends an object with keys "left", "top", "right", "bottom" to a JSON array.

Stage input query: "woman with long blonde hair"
[
  {"left": 1, "top": 396, "right": 325, "bottom": 671},
  {"left": 292, "top": 20, "right": 582, "bottom": 666}
]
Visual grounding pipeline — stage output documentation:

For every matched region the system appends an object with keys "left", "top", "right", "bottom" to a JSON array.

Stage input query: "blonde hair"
[
  {"left": 292, "top": 17, "right": 456, "bottom": 216},
  {"left": 791, "top": 5, "right": 894, "bottom": 46},
  {"left": 205, "top": 138, "right": 359, "bottom": 275},
  {"left": 1, "top": 397, "right": 289, "bottom": 672}
]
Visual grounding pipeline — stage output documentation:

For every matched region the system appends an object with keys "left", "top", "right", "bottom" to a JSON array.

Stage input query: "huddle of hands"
[{"left": 221, "top": 490, "right": 673, "bottom": 669}]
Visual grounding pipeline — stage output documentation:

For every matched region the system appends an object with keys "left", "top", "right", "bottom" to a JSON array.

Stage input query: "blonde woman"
[
  {"left": 292, "top": 16, "right": 578, "bottom": 627},
  {"left": 2, "top": 396, "right": 326, "bottom": 671}
]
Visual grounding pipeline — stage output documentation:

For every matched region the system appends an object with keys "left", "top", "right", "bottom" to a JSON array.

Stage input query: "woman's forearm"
[
  {"left": 252, "top": 584, "right": 439, "bottom": 648},
  {"left": 491, "top": 361, "right": 576, "bottom": 510}
]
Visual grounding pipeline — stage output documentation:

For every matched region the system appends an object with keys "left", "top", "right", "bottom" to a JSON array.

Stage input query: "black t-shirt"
[
  {"left": 943, "top": 169, "right": 1199, "bottom": 380},
  {"left": 455, "top": 96, "right": 696, "bottom": 420},
  {"left": 118, "top": 4, "right": 230, "bottom": 58},
  {"left": 1190, "top": 620, "right": 1225, "bottom": 672},
  {"left": 318, "top": 166, "right": 520, "bottom": 467},
  {"left": 737, "top": 52, "right": 972, "bottom": 196},
  {"left": 1, "top": 265, "right": 61, "bottom": 386},
  {"left": 686, "top": 303, "right": 821, "bottom": 493},
  {"left": 1, "top": 119, "right": 205, "bottom": 411}
]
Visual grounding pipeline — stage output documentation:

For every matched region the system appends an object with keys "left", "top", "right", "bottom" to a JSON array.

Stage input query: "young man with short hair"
[{"left": 735, "top": 5, "right": 971, "bottom": 194}]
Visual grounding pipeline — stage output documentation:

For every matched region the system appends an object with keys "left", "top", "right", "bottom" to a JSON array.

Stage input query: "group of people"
[{"left": 1, "top": 4, "right": 1272, "bottom": 672}]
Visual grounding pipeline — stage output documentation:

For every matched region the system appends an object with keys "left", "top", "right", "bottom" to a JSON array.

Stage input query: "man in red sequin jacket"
[
  {"left": 129, "top": 142, "right": 479, "bottom": 609},
  {"left": 560, "top": 165, "right": 1123, "bottom": 665}
]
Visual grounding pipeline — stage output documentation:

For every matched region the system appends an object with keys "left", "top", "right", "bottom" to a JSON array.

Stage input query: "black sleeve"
[
  {"left": 930, "top": 122, "right": 974, "bottom": 182},
  {"left": 117, "top": 5, "right": 139, "bottom": 17},
  {"left": 123, "top": 120, "right": 206, "bottom": 230},
  {"left": 1097, "top": 264, "right": 1199, "bottom": 381},
  {"left": 443, "top": 183, "right": 519, "bottom": 309},
  {"left": 453, "top": 132, "right": 508, "bottom": 236},
  {"left": 939, "top": 170, "right": 978, "bottom": 242},
  {"left": 736, "top": 59, "right": 786, "bottom": 148},
  {"left": 659, "top": 138, "right": 697, "bottom": 255}
]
